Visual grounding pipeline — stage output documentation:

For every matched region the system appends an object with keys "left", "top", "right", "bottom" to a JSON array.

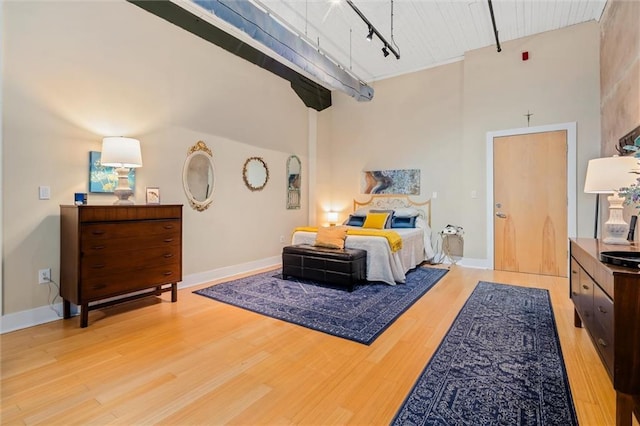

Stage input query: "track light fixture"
[
  {"left": 346, "top": 0, "right": 400, "bottom": 59},
  {"left": 366, "top": 26, "right": 374, "bottom": 41}
]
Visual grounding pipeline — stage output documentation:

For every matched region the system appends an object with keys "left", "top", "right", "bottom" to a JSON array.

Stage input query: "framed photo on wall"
[
  {"left": 145, "top": 187, "right": 160, "bottom": 204},
  {"left": 89, "top": 151, "right": 136, "bottom": 193}
]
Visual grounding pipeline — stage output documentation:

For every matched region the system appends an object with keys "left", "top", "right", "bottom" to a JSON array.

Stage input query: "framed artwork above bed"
[{"left": 361, "top": 169, "right": 420, "bottom": 195}]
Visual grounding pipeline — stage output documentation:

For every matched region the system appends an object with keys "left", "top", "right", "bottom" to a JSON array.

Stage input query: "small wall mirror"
[
  {"left": 286, "top": 155, "right": 301, "bottom": 209},
  {"left": 243, "top": 157, "right": 269, "bottom": 191},
  {"left": 183, "top": 141, "right": 215, "bottom": 211}
]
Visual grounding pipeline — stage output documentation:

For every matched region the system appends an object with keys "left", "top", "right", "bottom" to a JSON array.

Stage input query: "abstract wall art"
[
  {"left": 361, "top": 169, "right": 420, "bottom": 195},
  {"left": 89, "top": 151, "right": 136, "bottom": 193}
]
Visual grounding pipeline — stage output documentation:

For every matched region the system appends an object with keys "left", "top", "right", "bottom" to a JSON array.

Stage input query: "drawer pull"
[
  {"left": 163, "top": 253, "right": 174, "bottom": 258},
  {"left": 91, "top": 245, "right": 106, "bottom": 250},
  {"left": 597, "top": 338, "right": 608, "bottom": 348},
  {"left": 91, "top": 264, "right": 105, "bottom": 269},
  {"left": 92, "top": 283, "right": 107, "bottom": 290},
  {"left": 164, "top": 225, "right": 174, "bottom": 230},
  {"left": 91, "top": 230, "right": 106, "bottom": 235},
  {"left": 582, "top": 285, "right": 589, "bottom": 290},
  {"left": 597, "top": 306, "right": 608, "bottom": 314},
  {"left": 163, "top": 238, "right": 174, "bottom": 243},
  {"left": 163, "top": 271, "right": 173, "bottom": 276},
  {"left": 571, "top": 291, "right": 578, "bottom": 296},
  {"left": 571, "top": 270, "right": 578, "bottom": 274}
]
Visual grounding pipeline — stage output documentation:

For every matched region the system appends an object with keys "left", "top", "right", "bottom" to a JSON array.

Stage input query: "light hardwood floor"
[{"left": 1, "top": 266, "right": 634, "bottom": 425}]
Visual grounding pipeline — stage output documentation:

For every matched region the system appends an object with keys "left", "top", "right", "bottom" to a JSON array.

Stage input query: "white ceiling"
[{"left": 252, "top": 0, "right": 608, "bottom": 83}]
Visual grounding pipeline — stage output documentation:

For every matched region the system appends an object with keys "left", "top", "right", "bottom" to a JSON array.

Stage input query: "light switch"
[
  {"left": 471, "top": 190, "right": 478, "bottom": 199},
  {"left": 39, "top": 186, "right": 51, "bottom": 200},
  {"left": 432, "top": 192, "right": 438, "bottom": 199}
]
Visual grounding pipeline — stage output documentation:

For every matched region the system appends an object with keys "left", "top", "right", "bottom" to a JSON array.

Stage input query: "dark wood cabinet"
[
  {"left": 570, "top": 238, "right": 640, "bottom": 426},
  {"left": 60, "top": 205, "right": 183, "bottom": 327}
]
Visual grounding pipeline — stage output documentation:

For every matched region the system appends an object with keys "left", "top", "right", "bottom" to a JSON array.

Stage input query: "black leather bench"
[{"left": 282, "top": 244, "right": 367, "bottom": 291}]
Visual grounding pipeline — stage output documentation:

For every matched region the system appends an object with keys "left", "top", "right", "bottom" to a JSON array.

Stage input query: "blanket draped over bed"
[{"left": 293, "top": 226, "right": 403, "bottom": 252}]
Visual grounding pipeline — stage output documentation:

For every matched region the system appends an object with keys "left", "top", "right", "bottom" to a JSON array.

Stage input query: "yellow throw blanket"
[{"left": 294, "top": 226, "right": 403, "bottom": 253}]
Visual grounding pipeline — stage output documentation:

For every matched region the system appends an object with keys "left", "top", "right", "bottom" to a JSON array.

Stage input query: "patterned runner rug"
[
  {"left": 392, "top": 281, "right": 578, "bottom": 426},
  {"left": 194, "top": 267, "right": 447, "bottom": 345}
]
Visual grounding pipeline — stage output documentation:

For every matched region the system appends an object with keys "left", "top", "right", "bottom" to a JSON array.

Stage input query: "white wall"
[
  {"left": 318, "top": 21, "right": 601, "bottom": 261},
  {"left": 2, "top": 1, "right": 309, "bottom": 316}
]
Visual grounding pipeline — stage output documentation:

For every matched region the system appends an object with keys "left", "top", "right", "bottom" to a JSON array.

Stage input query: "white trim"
[
  {"left": 455, "top": 257, "right": 492, "bottom": 269},
  {"left": 1, "top": 256, "right": 281, "bottom": 334},
  {"left": 486, "top": 122, "right": 577, "bottom": 270}
]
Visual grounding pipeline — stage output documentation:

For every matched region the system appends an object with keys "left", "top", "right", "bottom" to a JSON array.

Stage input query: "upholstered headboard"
[{"left": 353, "top": 195, "right": 431, "bottom": 226}]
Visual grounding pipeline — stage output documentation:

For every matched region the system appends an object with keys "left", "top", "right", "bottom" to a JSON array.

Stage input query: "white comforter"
[{"left": 291, "top": 222, "right": 434, "bottom": 285}]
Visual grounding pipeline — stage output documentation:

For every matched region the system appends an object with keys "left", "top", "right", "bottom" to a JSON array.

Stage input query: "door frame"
[{"left": 486, "top": 122, "right": 577, "bottom": 270}]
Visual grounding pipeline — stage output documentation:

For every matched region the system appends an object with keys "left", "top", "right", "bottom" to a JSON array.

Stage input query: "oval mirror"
[
  {"left": 183, "top": 141, "right": 215, "bottom": 211},
  {"left": 286, "top": 155, "right": 301, "bottom": 209},
  {"left": 243, "top": 157, "right": 269, "bottom": 191}
]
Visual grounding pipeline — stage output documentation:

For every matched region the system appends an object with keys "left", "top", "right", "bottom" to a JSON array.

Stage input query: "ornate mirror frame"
[
  {"left": 242, "top": 156, "right": 269, "bottom": 191},
  {"left": 182, "top": 141, "right": 215, "bottom": 211},
  {"left": 286, "top": 155, "right": 301, "bottom": 209}
]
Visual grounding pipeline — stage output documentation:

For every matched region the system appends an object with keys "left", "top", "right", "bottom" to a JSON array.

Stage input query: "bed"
[{"left": 291, "top": 195, "right": 434, "bottom": 285}]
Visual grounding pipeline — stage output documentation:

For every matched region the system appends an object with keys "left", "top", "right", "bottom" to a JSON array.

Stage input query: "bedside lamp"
[
  {"left": 584, "top": 156, "right": 637, "bottom": 244},
  {"left": 101, "top": 137, "right": 143, "bottom": 205},
  {"left": 327, "top": 211, "right": 339, "bottom": 226}
]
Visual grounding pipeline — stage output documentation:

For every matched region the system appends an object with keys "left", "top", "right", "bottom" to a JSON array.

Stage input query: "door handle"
[{"left": 495, "top": 212, "right": 507, "bottom": 218}]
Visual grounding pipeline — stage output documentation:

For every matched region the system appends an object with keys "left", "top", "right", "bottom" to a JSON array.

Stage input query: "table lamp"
[
  {"left": 584, "top": 156, "right": 637, "bottom": 244},
  {"left": 100, "top": 137, "right": 143, "bottom": 205},
  {"left": 327, "top": 211, "right": 339, "bottom": 226}
]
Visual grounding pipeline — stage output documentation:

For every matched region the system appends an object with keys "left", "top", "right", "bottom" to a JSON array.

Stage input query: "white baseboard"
[
  {"left": 178, "top": 256, "right": 281, "bottom": 289},
  {"left": 429, "top": 256, "right": 491, "bottom": 269},
  {"left": 456, "top": 257, "right": 491, "bottom": 269},
  {"left": 0, "top": 256, "right": 281, "bottom": 334}
]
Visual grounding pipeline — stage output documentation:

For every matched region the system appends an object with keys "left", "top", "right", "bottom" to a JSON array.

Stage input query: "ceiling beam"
[{"left": 128, "top": 0, "right": 333, "bottom": 111}]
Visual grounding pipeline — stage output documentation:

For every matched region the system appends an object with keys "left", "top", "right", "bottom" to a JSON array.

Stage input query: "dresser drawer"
[
  {"left": 81, "top": 228, "right": 180, "bottom": 255},
  {"left": 593, "top": 283, "right": 614, "bottom": 334},
  {"left": 590, "top": 318, "right": 615, "bottom": 377},
  {"left": 82, "top": 219, "right": 180, "bottom": 240},
  {"left": 81, "top": 263, "right": 181, "bottom": 300},
  {"left": 81, "top": 246, "right": 180, "bottom": 280},
  {"left": 570, "top": 258, "right": 581, "bottom": 301}
]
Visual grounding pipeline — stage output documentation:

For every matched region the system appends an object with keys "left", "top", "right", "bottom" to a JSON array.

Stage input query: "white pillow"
[
  {"left": 394, "top": 207, "right": 420, "bottom": 218},
  {"left": 353, "top": 207, "right": 370, "bottom": 217}
]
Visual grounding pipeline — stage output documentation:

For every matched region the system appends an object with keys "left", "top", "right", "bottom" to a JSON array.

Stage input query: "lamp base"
[
  {"left": 602, "top": 236, "right": 630, "bottom": 245},
  {"left": 112, "top": 167, "right": 134, "bottom": 205},
  {"left": 602, "top": 193, "right": 630, "bottom": 245}
]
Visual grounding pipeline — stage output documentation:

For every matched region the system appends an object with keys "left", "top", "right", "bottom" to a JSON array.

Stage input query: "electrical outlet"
[
  {"left": 38, "top": 268, "right": 51, "bottom": 284},
  {"left": 279, "top": 235, "right": 286, "bottom": 243}
]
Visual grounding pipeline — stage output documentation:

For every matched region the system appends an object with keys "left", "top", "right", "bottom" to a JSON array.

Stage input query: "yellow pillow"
[
  {"left": 362, "top": 212, "right": 390, "bottom": 229},
  {"left": 314, "top": 226, "right": 347, "bottom": 249}
]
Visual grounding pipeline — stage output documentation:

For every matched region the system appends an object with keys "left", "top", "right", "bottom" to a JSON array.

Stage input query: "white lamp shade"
[
  {"left": 327, "top": 211, "right": 339, "bottom": 223},
  {"left": 101, "top": 137, "right": 143, "bottom": 168},
  {"left": 584, "top": 156, "right": 637, "bottom": 194}
]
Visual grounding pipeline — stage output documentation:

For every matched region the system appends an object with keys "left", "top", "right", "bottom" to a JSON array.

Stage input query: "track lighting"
[
  {"left": 346, "top": 0, "right": 400, "bottom": 59},
  {"left": 366, "top": 26, "right": 374, "bottom": 41}
]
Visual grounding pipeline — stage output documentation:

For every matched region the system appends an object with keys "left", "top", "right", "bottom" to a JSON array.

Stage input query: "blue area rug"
[
  {"left": 194, "top": 267, "right": 447, "bottom": 345},
  {"left": 392, "top": 281, "right": 578, "bottom": 426}
]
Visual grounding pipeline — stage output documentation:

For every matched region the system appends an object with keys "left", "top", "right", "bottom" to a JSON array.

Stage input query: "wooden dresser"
[
  {"left": 569, "top": 238, "right": 640, "bottom": 426},
  {"left": 60, "top": 205, "right": 183, "bottom": 327}
]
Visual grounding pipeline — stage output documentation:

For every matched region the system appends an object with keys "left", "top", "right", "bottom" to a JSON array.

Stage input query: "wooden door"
[{"left": 494, "top": 130, "right": 567, "bottom": 277}]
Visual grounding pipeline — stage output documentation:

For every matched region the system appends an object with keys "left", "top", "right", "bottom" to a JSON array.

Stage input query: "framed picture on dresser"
[{"left": 145, "top": 187, "right": 160, "bottom": 204}]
